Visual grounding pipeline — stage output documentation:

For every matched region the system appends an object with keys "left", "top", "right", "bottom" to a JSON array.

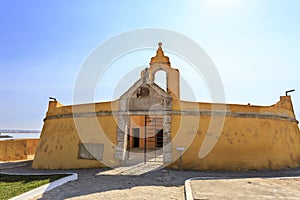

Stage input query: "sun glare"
[{"left": 204, "top": 0, "right": 241, "bottom": 11}]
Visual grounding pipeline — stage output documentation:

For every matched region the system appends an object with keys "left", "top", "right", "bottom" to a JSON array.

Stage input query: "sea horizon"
[{"left": 0, "top": 129, "right": 41, "bottom": 140}]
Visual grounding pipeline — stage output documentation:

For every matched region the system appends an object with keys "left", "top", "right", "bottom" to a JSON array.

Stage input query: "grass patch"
[{"left": 0, "top": 174, "right": 68, "bottom": 200}]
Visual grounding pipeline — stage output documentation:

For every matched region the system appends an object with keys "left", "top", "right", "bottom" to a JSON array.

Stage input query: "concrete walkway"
[{"left": 189, "top": 177, "right": 300, "bottom": 200}]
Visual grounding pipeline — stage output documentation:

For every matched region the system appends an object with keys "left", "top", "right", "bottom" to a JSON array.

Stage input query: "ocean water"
[{"left": 0, "top": 133, "right": 40, "bottom": 140}]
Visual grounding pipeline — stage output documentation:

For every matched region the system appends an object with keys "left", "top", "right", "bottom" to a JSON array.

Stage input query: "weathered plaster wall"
[
  {"left": 169, "top": 96, "right": 300, "bottom": 170},
  {"left": 32, "top": 100, "right": 120, "bottom": 169},
  {"left": 33, "top": 95, "right": 300, "bottom": 170},
  {"left": 0, "top": 139, "right": 39, "bottom": 161}
]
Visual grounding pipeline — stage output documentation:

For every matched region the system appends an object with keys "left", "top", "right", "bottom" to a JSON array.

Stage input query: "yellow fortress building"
[{"left": 33, "top": 43, "right": 300, "bottom": 171}]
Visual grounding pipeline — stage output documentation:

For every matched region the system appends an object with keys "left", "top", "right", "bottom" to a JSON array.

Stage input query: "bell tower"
[{"left": 146, "top": 42, "right": 180, "bottom": 99}]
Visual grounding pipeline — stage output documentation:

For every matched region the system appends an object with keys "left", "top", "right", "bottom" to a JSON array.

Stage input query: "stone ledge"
[{"left": 44, "top": 110, "right": 298, "bottom": 123}]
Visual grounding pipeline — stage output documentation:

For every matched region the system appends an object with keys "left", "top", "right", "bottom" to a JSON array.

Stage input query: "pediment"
[{"left": 119, "top": 78, "right": 171, "bottom": 100}]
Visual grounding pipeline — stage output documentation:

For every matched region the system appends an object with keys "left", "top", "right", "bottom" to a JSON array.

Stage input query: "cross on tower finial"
[{"left": 158, "top": 42, "right": 162, "bottom": 48}]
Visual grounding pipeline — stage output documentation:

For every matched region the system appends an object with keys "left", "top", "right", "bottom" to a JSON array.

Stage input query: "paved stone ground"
[
  {"left": 2, "top": 161, "right": 300, "bottom": 199},
  {"left": 191, "top": 178, "right": 300, "bottom": 200}
]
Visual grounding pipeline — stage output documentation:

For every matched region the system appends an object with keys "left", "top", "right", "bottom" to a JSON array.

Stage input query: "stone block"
[
  {"left": 163, "top": 115, "right": 171, "bottom": 124},
  {"left": 119, "top": 99, "right": 127, "bottom": 111},
  {"left": 163, "top": 125, "right": 171, "bottom": 133},
  {"left": 116, "top": 131, "right": 125, "bottom": 142},
  {"left": 78, "top": 143, "right": 104, "bottom": 160}
]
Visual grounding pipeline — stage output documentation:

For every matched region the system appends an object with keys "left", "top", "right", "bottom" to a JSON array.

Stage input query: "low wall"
[{"left": 0, "top": 139, "right": 39, "bottom": 161}]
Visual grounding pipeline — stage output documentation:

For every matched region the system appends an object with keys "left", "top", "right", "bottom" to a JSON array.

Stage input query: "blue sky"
[{"left": 0, "top": 0, "right": 299, "bottom": 129}]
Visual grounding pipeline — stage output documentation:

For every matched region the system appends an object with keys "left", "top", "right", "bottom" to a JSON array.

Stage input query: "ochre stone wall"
[
  {"left": 33, "top": 96, "right": 300, "bottom": 170},
  {"left": 169, "top": 96, "right": 300, "bottom": 171},
  {"left": 32, "top": 100, "right": 120, "bottom": 169},
  {"left": 0, "top": 139, "right": 39, "bottom": 161}
]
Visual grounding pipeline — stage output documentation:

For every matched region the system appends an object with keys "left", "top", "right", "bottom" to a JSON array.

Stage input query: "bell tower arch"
[{"left": 146, "top": 42, "right": 180, "bottom": 99}]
